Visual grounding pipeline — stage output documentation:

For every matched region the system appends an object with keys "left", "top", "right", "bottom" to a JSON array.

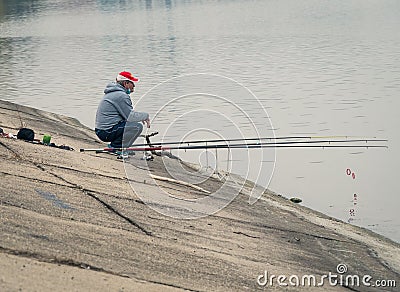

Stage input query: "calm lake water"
[{"left": 1, "top": 0, "right": 399, "bottom": 242}]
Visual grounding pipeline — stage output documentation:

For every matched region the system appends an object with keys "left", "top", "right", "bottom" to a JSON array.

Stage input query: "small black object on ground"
[{"left": 290, "top": 197, "right": 302, "bottom": 203}]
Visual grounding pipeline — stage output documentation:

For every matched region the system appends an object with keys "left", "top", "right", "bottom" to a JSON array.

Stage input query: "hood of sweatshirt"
[{"left": 104, "top": 82, "right": 126, "bottom": 94}]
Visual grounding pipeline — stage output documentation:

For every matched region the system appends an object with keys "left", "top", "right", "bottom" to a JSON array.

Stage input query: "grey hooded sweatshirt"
[{"left": 95, "top": 82, "right": 149, "bottom": 130}]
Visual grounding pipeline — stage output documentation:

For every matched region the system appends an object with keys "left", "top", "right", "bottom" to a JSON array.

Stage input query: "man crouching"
[{"left": 95, "top": 71, "right": 150, "bottom": 151}]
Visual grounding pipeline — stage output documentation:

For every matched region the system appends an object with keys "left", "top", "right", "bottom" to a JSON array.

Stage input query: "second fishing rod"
[
  {"left": 80, "top": 139, "right": 388, "bottom": 152},
  {"left": 129, "top": 134, "right": 386, "bottom": 148},
  {"left": 121, "top": 138, "right": 388, "bottom": 150}
]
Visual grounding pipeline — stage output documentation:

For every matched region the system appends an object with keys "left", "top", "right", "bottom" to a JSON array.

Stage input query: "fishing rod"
[
  {"left": 93, "top": 138, "right": 387, "bottom": 150},
  {"left": 80, "top": 139, "right": 387, "bottom": 152},
  {"left": 189, "top": 139, "right": 388, "bottom": 149},
  {"left": 129, "top": 135, "right": 384, "bottom": 148}
]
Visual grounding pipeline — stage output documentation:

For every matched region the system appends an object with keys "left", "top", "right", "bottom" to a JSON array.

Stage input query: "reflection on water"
[
  {"left": 0, "top": 0, "right": 399, "bottom": 242},
  {"left": 0, "top": 0, "right": 40, "bottom": 19}
]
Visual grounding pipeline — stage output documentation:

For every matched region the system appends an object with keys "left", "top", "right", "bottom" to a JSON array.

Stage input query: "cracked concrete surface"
[{"left": 0, "top": 100, "right": 399, "bottom": 291}]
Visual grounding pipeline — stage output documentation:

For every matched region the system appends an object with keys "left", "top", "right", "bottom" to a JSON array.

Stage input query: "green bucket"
[{"left": 43, "top": 134, "right": 51, "bottom": 145}]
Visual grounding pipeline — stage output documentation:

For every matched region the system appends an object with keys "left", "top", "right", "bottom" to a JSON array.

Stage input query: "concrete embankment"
[{"left": 0, "top": 99, "right": 399, "bottom": 291}]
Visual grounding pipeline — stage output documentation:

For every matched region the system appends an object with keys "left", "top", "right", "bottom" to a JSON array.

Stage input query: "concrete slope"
[{"left": 0, "top": 100, "right": 399, "bottom": 291}]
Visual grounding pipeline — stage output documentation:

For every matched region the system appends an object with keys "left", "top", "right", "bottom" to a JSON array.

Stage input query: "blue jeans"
[{"left": 95, "top": 121, "right": 143, "bottom": 149}]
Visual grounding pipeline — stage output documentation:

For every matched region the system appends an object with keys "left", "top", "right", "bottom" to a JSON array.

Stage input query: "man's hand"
[{"left": 143, "top": 118, "right": 151, "bottom": 128}]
